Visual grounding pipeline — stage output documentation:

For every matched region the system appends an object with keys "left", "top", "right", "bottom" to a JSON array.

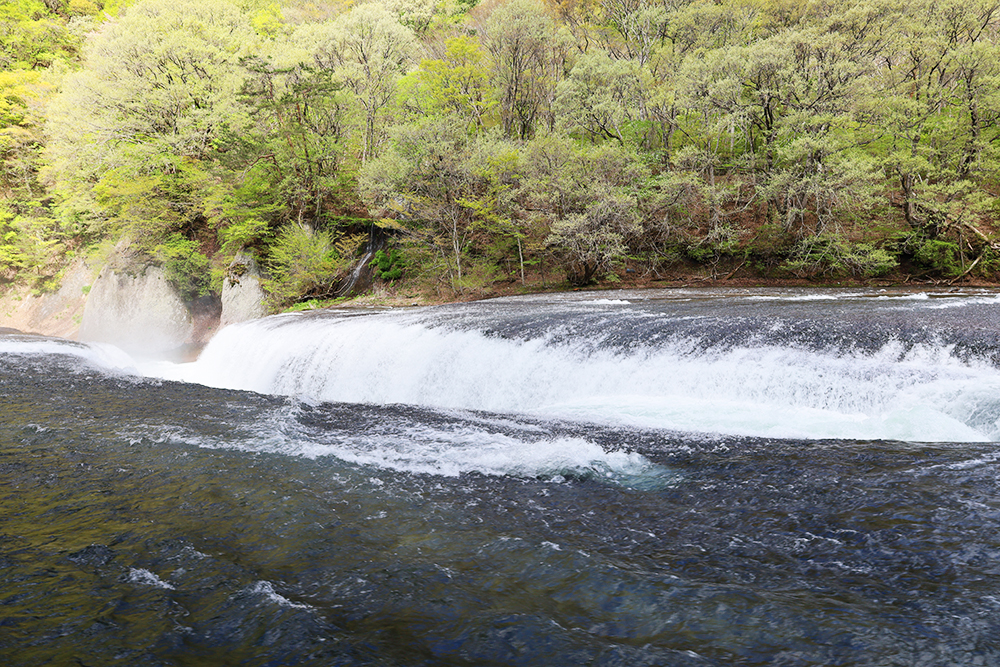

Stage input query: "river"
[{"left": 2, "top": 288, "right": 999, "bottom": 665}]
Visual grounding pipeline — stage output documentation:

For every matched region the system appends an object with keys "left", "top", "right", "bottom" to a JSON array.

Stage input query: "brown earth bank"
[{"left": 354, "top": 247, "right": 1000, "bottom": 304}]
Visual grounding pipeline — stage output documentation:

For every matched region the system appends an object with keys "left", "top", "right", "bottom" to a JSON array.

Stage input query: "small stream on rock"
[{"left": 3, "top": 288, "right": 1000, "bottom": 665}]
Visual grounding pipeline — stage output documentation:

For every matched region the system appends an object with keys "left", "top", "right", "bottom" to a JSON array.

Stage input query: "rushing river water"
[{"left": 3, "top": 288, "right": 1000, "bottom": 666}]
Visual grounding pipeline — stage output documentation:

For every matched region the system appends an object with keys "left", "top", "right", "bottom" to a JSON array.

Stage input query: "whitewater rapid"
[
  {"left": 7, "top": 288, "right": 1000, "bottom": 666},
  {"left": 128, "top": 289, "right": 1000, "bottom": 443}
]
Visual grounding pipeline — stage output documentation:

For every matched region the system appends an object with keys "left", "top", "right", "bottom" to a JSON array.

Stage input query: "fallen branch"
[
  {"left": 948, "top": 252, "right": 984, "bottom": 285},
  {"left": 724, "top": 259, "right": 747, "bottom": 281},
  {"left": 962, "top": 222, "right": 1000, "bottom": 251}
]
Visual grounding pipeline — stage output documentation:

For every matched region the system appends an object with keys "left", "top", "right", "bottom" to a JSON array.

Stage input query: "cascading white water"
[
  {"left": 0, "top": 336, "right": 137, "bottom": 370},
  {"left": 8, "top": 291, "right": 1000, "bottom": 666},
  {"left": 142, "top": 292, "right": 1000, "bottom": 443}
]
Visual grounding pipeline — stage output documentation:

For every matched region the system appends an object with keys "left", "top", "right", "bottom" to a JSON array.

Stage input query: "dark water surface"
[{"left": 3, "top": 289, "right": 1000, "bottom": 665}]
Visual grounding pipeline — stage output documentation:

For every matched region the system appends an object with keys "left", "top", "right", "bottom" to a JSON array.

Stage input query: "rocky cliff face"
[
  {"left": 221, "top": 252, "right": 269, "bottom": 327},
  {"left": 0, "top": 260, "right": 94, "bottom": 338},
  {"left": 78, "top": 265, "right": 216, "bottom": 355},
  {"left": 4, "top": 254, "right": 272, "bottom": 352}
]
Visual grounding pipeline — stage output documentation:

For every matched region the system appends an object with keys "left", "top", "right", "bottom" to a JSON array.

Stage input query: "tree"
[
  {"left": 454, "top": 133, "right": 529, "bottom": 282},
  {"left": 408, "top": 35, "right": 497, "bottom": 132},
  {"left": 236, "top": 45, "right": 353, "bottom": 232},
  {"left": 359, "top": 117, "right": 485, "bottom": 290},
  {"left": 599, "top": 0, "right": 670, "bottom": 65},
  {"left": 860, "top": 0, "right": 1000, "bottom": 243},
  {"left": 519, "top": 135, "right": 645, "bottom": 284},
  {"left": 0, "top": 0, "right": 87, "bottom": 286},
  {"left": 0, "top": 0, "right": 79, "bottom": 71},
  {"left": 304, "top": 4, "right": 416, "bottom": 162},
  {"left": 0, "top": 70, "right": 48, "bottom": 205},
  {"left": 476, "top": 0, "right": 560, "bottom": 140},
  {"left": 376, "top": 0, "right": 439, "bottom": 35},
  {"left": 677, "top": 13, "right": 887, "bottom": 237},
  {"left": 554, "top": 49, "right": 648, "bottom": 146},
  {"left": 43, "top": 0, "right": 259, "bottom": 268}
]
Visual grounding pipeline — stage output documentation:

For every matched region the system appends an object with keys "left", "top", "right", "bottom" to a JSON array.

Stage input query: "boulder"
[
  {"left": 221, "top": 252, "right": 269, "bottom": 327},
  {"left": 78, "top": 265, "right": 195, "bottom": 354}
]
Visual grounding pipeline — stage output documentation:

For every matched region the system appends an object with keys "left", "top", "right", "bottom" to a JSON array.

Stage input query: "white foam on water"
[
  {"left": 0, "top": 337, "right": 137, "bottom": 372},
  {"left": 880, "top": 292, "right": 931, "bottom": 301},
  {"left": 746, "top": 294, "right": 847, "bottom": 301},
  {"left": 870, "top": 292, "right": 1000, "bottom": 309},
  {"left": 126, "top": 568, "right": 175, "bottom": 590},
  {"left": 542, "top": 395, "right": 988, "bottom": 442},
  {"left": 138, "top": 414, "right": 668, "bottom": 484},
  {"left": 144, "top": 310, "right": 1000, "bottom": 443},
  {"left": 244, "top": 581, "right": 312, "bottom": 610},
  {"left": 298, "top": 431, "right": 656, "bottom": 481},
  {"left": 924, "top": 293, "right": 1000, "bottom": 309}
]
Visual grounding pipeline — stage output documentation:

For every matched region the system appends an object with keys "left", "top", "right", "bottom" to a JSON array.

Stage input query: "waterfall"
[
  {"left": 142, "top": 290, "right": 1000, "bottom": 443},
  {"left": 336, "top": 229, "right": 385, "bottom": 297},
  {"left": 337, "top": 246, "right": 377, "bottom": 297}
]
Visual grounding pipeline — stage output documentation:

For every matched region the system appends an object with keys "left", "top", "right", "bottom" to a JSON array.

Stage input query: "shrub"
[
  {"left": 913, "top": 239, "right": 963, "bottom": 276},
  {"left": 155, "top": 233, "right": 210, "bottom": 299},
  {"left": 264, "top": 225, "right": 339, "bottom": 304},
  {"left": 782, "top": 235, "right": 897, "bottom": 277},
  {"left": 217, "top": 217, "right": 271, "bottom": 257},
  {"left": 547, "top": 198, "right": 639, "bottom": 285},
  {"left": 373, "top": 247, "right": 405, "bottom": 280}
]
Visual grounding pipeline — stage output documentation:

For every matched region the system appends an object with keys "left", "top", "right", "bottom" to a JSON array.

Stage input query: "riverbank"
[
  {"left": 4, "top": 259, "right": 998, "bottom": 341},
  {"left": 340, "top": 263, "right": 1000, "bottom": 310}
]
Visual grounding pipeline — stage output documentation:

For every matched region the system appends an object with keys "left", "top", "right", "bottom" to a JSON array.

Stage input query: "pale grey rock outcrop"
[
  {"left": 78, "top": 265, "right": 193, "bottom": 354},
  {"left": 221, "top": 252, "right": 269, "bottom": 327},
  {"left": 0, "top": 258, "right": 94, "bottom": 338}
]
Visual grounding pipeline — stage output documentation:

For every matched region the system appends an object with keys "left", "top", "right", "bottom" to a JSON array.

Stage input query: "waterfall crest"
[{"left": 143, "top": 291, "right": 1000, "bottom": 442}]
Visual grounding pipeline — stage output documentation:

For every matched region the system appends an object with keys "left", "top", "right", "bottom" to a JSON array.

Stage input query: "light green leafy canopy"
[
  {"left": 44, "top": 0, "right": 259, "bottom": 229},
  {"left": 298, "top": 3, "right": 416, "bottom": 161}
]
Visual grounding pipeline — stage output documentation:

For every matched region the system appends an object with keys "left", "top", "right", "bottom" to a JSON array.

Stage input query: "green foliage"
[
  {"left": 554, "top": 49, "right": 648, "bottom": 146},
  {"left": 0, "top": 205, "right": 63, "bottom": 287},
  {"left": 974, "top": 247, "right": 1000, "bottom": 278},
  {"left": 523, "top": 137, "right": 646, "bottom": 284},
  {"left": 0, "top": 0, "right": 84, "bottom": 289},
  {"left": 913, "top": 239, "right": 964, "bottom": 277},
  {"left": 476, "top": 0, "right": 557, "bottom": 140},
  {"left": 449, "top": 255, "right": 501, "bottom": 294},
  {"left": 782, "top": 236, "right": 898, "bottom": 278},
  {"left": 359, "top": 117, "right": 517, "bottom": 293},
  {"left": 206, "top": 170, "right": 282, "bottom": 257},
  {"left": 686, "top": 224, "right": 743, "bottom": 264},
  {"left": 236, "top": 52, "right": 354, "bottom": 228},
  {"left": 250, "top": 2, "right": 285, "bottom": 37},
  {"left": 407, "top": 35, "right": 496, "bottom": 130},
  {"left": 263, "top": 225, "right": 339, "bottom": 304},
  {"left": 0, "top": 0, "right": 80, "bottom": 70},
  {"left": 373, "top": 247, "right": 405, "bottom": 280},
  {"left": 218, "top": 218, "right": 271, "bottom": 256},
  {"left": 13, "top": 0, "right": 1000, "bottom": 302},
  {"left": 743, "top": 222, "right": 797, "bottom": 272},
  {"left": 155, "top": 232, "right": 210, "bottom": 299},
  {"left": 302, "top": 3, "right": 416, "bottom": 161},
  {"left": 284, "top": 296, "right": 345, "bottom": 312},
  {"left": 548, "top": 205, "right": 633, "bottom": 285},
  {"left": 0, "top": 211, "right": 34, "bottom": 279}
]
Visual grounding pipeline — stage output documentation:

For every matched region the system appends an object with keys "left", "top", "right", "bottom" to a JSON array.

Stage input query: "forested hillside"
[{"left": 4, "top": 0, "right": 1000, "bottom": 306}]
